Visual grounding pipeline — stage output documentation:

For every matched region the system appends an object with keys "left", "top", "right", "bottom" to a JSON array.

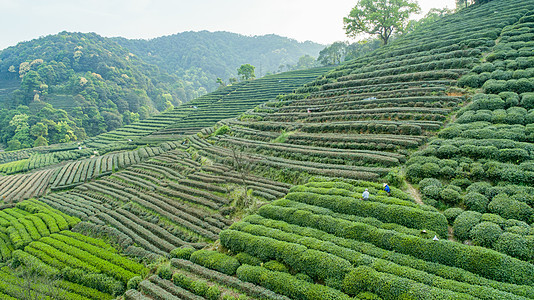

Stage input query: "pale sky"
[{"left": 0, "top": 0, "right": 456, "bottom": 50}]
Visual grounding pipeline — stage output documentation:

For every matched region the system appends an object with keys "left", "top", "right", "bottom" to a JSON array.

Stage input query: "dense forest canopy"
[
  {"left": 0, "top": 31, "right": 323, "bottom": 150},
  {"left": 113, "top": 31, "right": 324, "bottom": 88}
]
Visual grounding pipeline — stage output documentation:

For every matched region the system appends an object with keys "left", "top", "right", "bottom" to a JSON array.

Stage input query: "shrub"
[
  {"left": 497, "top": 148, "right": 530, "bottom": 163},
  {"left": 481, "top": 213, "right": 506, "bottom": 227},
  {"left": 295, "top": 273, "right": 313, "bottom": 283},
  {"left": 494, "top": 233, "right": 534, "bottom": 262},
  {"left": 488, "top": 194, "right": 534, "bottom": 223},
  {"left": 419, "top": 178, "right": 442, "bottom": 190},
  {"left": 466, "top": 182, "right": 492, "bottom": 196},
  {"left": 221, "top": 229, "right": 353, "bottom": 285},
  {"left": 458, "top": 74, "right": 484, "bottom": 88},
  {"left": 236, "top": 264, "right": 351, "bottom": 300},
  {"left": 422, "top": 185, "right": 441, "bottom": 204},
  {"left": 506, "top": 226, "right": 530, "bottom": 235},
  {"left": 503, "top": 218, "right": 530, "bottom": 230},
  {"left": 214, "top": 125, "right": 231, "bottom": 136},
  {"left": 464, "top": 192, "right": 489, "bottom": 213},
  {"left": 170, "top": 246, "right": 195, "bottom": 260},
  {"left": 437, "top": 145, "right": 459, "bottom": 159},
  {"left": 449, "top": 178, "right": 471, "bottom": 189},
  {"left": 453, "top": 211, "right": 482, "bottom": 241},
  {"left": 172, "top": 272, "right": 193, "bottom": 288},
  {"left": 206, "top": 286, "right": 222, "bottom": 300},
  {"left": 61, "top": 267, "right": 125, "bottom": 296},
  {"left": 470, "top": 222, "right": 503, "bottom": 248},
  {"left": 440, "top": 166, "right": 456, "bottom": 178},
  {"left": 127, "top": 276, "right": 142, "bottom": 290},
  {"left": 421, "top": 163, "right": 441, "bottom": 178},
  {"left": 443, "top": 208, "right": 464, "bottom": 225},
  {"left": 471, "top": 93, "right": 505, "bottom": 110},
  {"left": 440, "top": 188, "right": 461, "bottom": 205},
  {"left": 521, "top": 92, "right": 534, "bottom": 109},
  {"left": 263, "top": 260, "right": 289, "bottom": 273},
  {"left": 343, "top": 266, "right": 466, "bottom": 299},
  {"left": 482, "top": 80, "right": 507, "bottom": 94},
  {"left": 156, "top": 264, "right": 172, "bottom": 280},
  {"left": 191, "top": 280, "right": 210, "bottom": 295},
  {"left": 235, "top": 252, "right": 262, "bottom": 266},
  {"left": 284, "top": 191, "right": 448, "bottom": 236},
  {"left": 357, "top": 292, "right": 382, "bottom": 300},
  {"left": 190, "top": 250, "right": 241, "bottom": 276}
]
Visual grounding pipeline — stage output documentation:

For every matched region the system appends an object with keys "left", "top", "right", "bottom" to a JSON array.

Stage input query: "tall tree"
[
  {"left": 344, "top": 0, "right": 420, "bottom": 45},
  {"left": 405, "top": 8, "right": 453, "bottom": 34},
  {"left": 237, "top": 64, "right": 256, "bottom": 81},
  {"left": 318, "top": 42, "right": 348, "bottom": 66}
]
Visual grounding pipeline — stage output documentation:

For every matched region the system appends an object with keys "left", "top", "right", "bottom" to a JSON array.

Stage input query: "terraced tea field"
[
  {"left": 84, "top": 67, "right": 331, "bottom": 148},
  {"left": 1, "top": 1, "right": 534, "bottom": 299}
]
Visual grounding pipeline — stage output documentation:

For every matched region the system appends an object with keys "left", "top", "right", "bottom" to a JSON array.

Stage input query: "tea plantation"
[{"left": 1, "top": 0, "right": 534, "bottom": 299}]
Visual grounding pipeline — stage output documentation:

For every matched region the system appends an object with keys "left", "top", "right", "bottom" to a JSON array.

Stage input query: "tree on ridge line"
[{"left": 344, "top": 0, "right": 420, "bottom": 45}]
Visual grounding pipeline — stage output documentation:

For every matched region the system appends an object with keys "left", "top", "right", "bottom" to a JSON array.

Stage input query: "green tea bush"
[
  {"left": 481, "top": 213, "right": 506, "bottom": 227},
  {"left": 214, "top": 125, "right": 231, "bottom": 136},
  {"left": 443, "top": 208, "right": 464, "bottom": 225},
  {"left": 156, "top": 264, "right": 172, "bottom": 280},
  {"left": 235, "top": 252, "right": 262, "bottom": 266},
  {"left": 61, "top": 267, "right": 125, "bottom": 296},
  {"left": 494, "top": 232, "right": 534, "bottom": 262},
  {"left": 190, "top": 250, "right": 241, "bottom": 275},
  {"left": 470, "top": 222, "right": 503, "bottom": 248},
  {"left": 440, "top": 187, "right": 461, "bottom": 205},
  {"left": 467, "top": 182, "right": 493, "bottom": 195},
  {"left": 488, "top": 193, "right": 534, "bottom": 223},
  {"left": 464, "top": 192, "right": 489, "bottom": 213},
  {"left": 453, "top": 211, "right": 482, "bottom": 241},
  {"left": 170, "top": 246, "right": 195, "bottom": 260},
  {"left": 419, "top": 178, "right": 442, "bottom": 190},
  {"left": 256, "top": 204, "right": 534, "bottom": 285},
  {"left": 206, "top": 286, "right": 222, "bottom": 300},
  {"left": 237, "top": 264, "right": 351, "bottom": 300},
  {"left": 505, "top": 226, "right": 531, "bottom": 235},
  {"left": 436, "top": 144, "right": 459, "bottom": 159},
  {"left": 482, "top": 80, "right": 506, "bottom": 94},
  {"left": 221, "top": 229, "right": 353, "bottom": 285},
  {"left": 284, "top": 192, "right": 448, "bottom": 236},
  {"left": 449, "top": 178, "right": 471, "bottom": 189},
  {"left": 471, "top": 93, "right": 505, "bottom": 110},
  {"left": 422, "top": 185, "right": 441, "bottom": 205},
  {"left": 503, "top": 218, "right": 530, "bottom": 229},
  {"left": 191, "top": 280, "right": 210, "bottom": 295},
  {"left": 521, "top": 92, "right": 534, "bottom": 109},
  {"left": 263, "top": 260, "right": 289, "bottom": 273},
  {"left": 342, "top": 266, "right": 469, "bottom": 299},
  {"left": 294, "top": 273, "right": 313, "bottom": 283},
  {"left": 127, "top": 276, "right": 142, "bottom": 290}
]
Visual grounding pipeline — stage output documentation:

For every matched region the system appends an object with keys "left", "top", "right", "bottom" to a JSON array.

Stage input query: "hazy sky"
[{"left": 0, "top": 0, "right": 457, "bottom": 50}]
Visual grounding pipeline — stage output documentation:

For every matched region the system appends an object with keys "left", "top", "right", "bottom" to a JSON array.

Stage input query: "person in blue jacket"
[{"left": 383, "top": 183, "right": 391, "bottom": 196}]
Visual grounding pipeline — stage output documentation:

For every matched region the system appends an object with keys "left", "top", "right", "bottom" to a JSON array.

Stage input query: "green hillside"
[
  {"left": 114, "top": 31, "right": 325, "bottom": 85},
  {"left": 84, "top": 67, "right": 331, "bottom": 148},
  {"left": 1, "top": 1, "right": 534, "bottom": 299},
  {"left": 0, "top": 31, "right": 323, "bottom": 151}
]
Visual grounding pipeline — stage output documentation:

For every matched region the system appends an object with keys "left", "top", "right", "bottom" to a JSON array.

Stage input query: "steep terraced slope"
[{"left": 199, "top": 0, "right": 534, "bottom": 184}]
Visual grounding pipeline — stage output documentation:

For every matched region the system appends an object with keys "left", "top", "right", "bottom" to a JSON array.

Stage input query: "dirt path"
[
  {"left": 448, "top": 226, "right": 456, "bottom": 242},
  {"left": 405, "top": 181, "right": 424, "bottom": 205}
]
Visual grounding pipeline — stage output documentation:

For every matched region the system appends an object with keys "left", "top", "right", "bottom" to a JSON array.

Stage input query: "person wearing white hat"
[{"left": 362, "top": 188, "right": 369, "bottom": 200}]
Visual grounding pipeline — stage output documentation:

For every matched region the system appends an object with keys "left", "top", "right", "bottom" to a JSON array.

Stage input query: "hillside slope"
[
  {"left": 114, "top": 31, "right": 324, "bottom": 84},
  {"left": 0, "top": 31, "right": 323, "bottom": 150},
  {"left": 1, "top": 1, "right": 534, "bottom": 300}
]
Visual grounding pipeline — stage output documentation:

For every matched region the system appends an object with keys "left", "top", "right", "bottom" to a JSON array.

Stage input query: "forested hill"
[
  {"left": 0, "top": 31, "right": 322, "bottom": 150},
  {"left": 113, "top": 31, "right": 324, "bottom": 85}
]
